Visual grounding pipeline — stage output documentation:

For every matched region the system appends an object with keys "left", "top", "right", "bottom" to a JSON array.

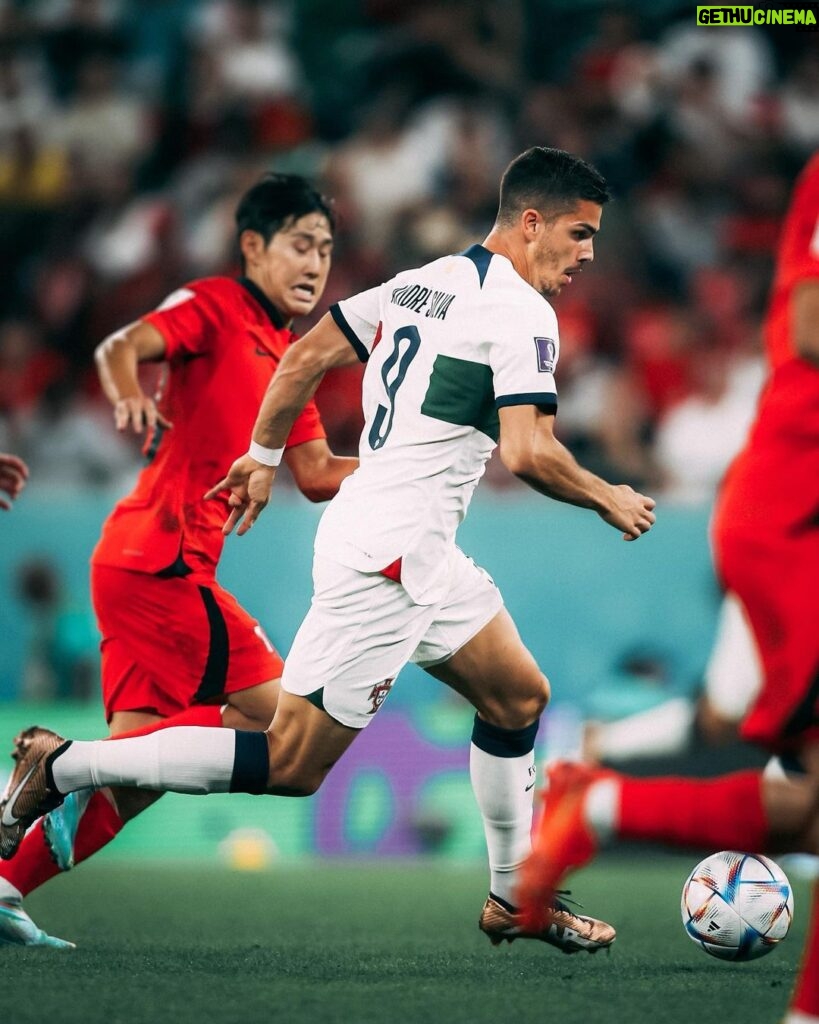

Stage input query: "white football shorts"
[{"left": 282, "top": 546, "right": 503, "bottom": 728}]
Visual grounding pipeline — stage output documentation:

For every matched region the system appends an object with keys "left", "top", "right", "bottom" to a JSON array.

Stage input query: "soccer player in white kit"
[{"left": 1, "top": 148, "right": 656, "bottom": 954}]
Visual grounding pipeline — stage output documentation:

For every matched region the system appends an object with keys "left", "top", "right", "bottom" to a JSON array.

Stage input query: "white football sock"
[
  {"left": 470, "top": 743, "right": 535, "bottom": 906},
  {"left": 51, "top": 728, "right": 236, "bottom": 795},
  {"left": 583, "top": 777, "right": 620, "bottom": 845},
  {"left": 588, "top": 698, "right": 696, "bottom": 762}
]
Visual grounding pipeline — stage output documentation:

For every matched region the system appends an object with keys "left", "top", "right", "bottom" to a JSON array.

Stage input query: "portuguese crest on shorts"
[{"left": 367, "top": 678, "right": 394, "bottom": 715}]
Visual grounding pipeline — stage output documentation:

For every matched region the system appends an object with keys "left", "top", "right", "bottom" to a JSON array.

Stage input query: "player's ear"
[
  {"left": 521, "top": 208, "right": 542, "bottom": 241},
  {"left": 239, "top": 229, "right": 265, "bottom": 267}
]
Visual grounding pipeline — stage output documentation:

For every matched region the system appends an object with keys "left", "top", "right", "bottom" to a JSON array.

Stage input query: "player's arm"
[
  {"left": 94, "top": 321, "right": 173, "bottom": 434},
  {"left": 206, "top": 313, "right": 360, "bottom": 535},
  {"left": 284, "top": 439, "right": 358, "bottom": 503},
  {"left": 252, "top": 314, "right": 360, "bottom": 448},
  {"left": 498, "top": 404, "right": 656, "bottom": 541},
  {"left": 792, "top": 279, "right": 819, "bottom": 366}
]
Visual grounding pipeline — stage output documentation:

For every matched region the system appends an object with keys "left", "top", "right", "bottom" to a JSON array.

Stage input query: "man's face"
[
  {"left": 530, "top": 200, "right": 602, "bottom": 298},
  {"left": 243, "top": 212, "right": 334, "bottom": 319}
]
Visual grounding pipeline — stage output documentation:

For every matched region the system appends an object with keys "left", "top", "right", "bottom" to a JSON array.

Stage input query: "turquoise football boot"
[
  {"left": 0, "top": 896, "right": 75, "bottom": 949},
  {"left": 43, "top": 790, "right": 92, "bottom": 871}
]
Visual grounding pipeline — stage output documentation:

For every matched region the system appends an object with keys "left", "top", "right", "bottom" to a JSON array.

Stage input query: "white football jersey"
[{"left": 316, "top": 244, "right": 560, "bottom": 603}]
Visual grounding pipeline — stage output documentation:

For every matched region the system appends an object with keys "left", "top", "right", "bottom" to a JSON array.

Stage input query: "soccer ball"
[{"left": 680, "top": 851, "right": 794, "bottom": 961}]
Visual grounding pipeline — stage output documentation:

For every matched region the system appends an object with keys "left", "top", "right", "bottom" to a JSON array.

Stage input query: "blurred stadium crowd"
[{"left": 1, "top": 0, "right": 817, "bottom": 500}]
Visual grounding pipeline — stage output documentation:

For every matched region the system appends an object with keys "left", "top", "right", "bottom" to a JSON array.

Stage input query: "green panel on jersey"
[{"left": 421, "top": 354, "right": 499, "bottom": 441}]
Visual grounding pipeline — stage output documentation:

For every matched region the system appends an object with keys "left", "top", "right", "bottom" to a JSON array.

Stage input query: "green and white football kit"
[{"left": 282, "top": 244, "right": 561, "bottom": 728}]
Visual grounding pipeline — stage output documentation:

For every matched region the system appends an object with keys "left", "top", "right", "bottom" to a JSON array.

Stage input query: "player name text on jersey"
[{"left": 390, "top": 283, "right": 456, "bottom": 320}]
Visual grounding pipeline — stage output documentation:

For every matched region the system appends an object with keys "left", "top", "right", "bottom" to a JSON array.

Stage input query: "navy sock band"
[
  {"left": 471, "top": 715, "right": 539, "bottom": 757},
  {"left": 229, "top": 731, "right": 270, "bottom": 794},
  {"left": 45, "top": 741, "right": 73, "bottom": 797}
]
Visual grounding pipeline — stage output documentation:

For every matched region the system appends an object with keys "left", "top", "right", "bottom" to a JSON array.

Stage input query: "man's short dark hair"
[
  {"left": 495, "top": 147, "right": 611, "bottom": 226},
  {"left": 235, "top": 173, "right": 335, "bottom": 245}
]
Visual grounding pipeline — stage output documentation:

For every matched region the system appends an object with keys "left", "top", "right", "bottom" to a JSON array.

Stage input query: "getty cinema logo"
[{"left": 696, "top": 3, "right": 818, "bottom": 26}]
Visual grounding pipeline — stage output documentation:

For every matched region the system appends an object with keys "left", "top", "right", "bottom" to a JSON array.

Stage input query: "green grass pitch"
[{"left": 4, "top": 854, "right": 810, "bottom": 1024}]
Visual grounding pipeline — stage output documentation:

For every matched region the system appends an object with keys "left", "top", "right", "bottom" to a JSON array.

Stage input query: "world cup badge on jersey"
[
  {"left": 534, "top": 337, "right": 556, "bottom": 373},
  {"left": 367, "top": 678, "right": 394, "bottom": 715}
]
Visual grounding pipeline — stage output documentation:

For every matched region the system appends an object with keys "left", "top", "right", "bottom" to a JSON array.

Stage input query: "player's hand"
[
  {"left": 114, "top": 393, "right": 173, "bottom": 434},
  {"left": 204, "top": 454, "right": 277, "bottom": 536},
  {"left": 599, "top": 484, "right": 656, "bottom": 541},
  {"left": 0, "top": 453, "right": 28, "bottom": 511}
]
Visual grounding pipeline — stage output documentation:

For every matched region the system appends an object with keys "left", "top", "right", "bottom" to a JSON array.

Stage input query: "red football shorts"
[
  {"left": 91, "top": 564, "right": 284, "bottom": 720},
  {"left": 713, "top": 515, "right": 819, "bottom": 753}
]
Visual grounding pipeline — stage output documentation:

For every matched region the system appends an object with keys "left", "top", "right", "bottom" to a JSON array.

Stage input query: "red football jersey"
[
  {"left": 92, "top": 277, "right": 326, "bottom": 579},
  {"left": 766, "top": 152, "right": 819, "bottom": 372},
  {"left": 716, "top": 155, "right": 819, "bottom": 536}
]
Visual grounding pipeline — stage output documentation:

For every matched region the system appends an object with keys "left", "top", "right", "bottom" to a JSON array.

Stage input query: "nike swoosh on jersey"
[
  {"left": 524, "top": 781, "right": 536, "bottom": 792},
  {"left": 0, "top": 765, "right": 38, "bottom": 826}
]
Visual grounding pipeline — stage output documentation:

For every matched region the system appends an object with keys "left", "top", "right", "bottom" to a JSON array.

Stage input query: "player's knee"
[
  {"left": 534, "top": 672, "right": 551, "bottom": 713},
  {"left": 516, "top": 673, "right": 550, "bottom": 723},
  {"left": 480, "top": 673, "right": 550, "bottom": 730}
]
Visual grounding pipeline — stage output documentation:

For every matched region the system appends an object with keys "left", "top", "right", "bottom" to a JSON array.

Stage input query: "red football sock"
[
  {"left": 0, "top": 792, "right": 123, "bottom": 897},
  {"left": 69, "top": 790, "right": 124, "bottom": 865},
  {"left": 790, "top": 882, "right": 819, "bottom": 1017},
  {"left": 106, "top": 703, "right": 224, "bottom": 741},
  {"left": 617, "top": 770, "right": 768, "bottom": 852},
  {"left": 0, "top": 822, "right": 61, "bottom": 896}
]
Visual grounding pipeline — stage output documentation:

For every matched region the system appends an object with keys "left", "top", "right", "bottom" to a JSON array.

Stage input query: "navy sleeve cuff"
[
  {"left": 330, "top": 304, "right": 370, "bottom": 363},
  {"left": 496, "top": 392, "right": 558, "bottom": 413}
]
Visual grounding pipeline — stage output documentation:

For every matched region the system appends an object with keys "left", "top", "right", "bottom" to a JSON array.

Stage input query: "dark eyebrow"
[
  {"left": 575, "top": 222, "right": 598, "bottom": 235},
  {"left": 291, "top": 230, "right": 334, "bottom": 246}
]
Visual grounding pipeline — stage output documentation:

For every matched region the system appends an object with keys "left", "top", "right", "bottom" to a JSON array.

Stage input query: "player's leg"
[
  {"left": 39, "top": 684, "right": 281, "bottom": 874},
  {"left": 0, "top": 709, "right": 165, "bottom": 947},
  {"left": 0, "top": 713, "right": 163, "bottom": 948},
  {"left": 518, "top": 702, "right": 818, "bottom": 931},
  {"left": 0, "top": 707, "right": 212, "bottom": 946},
  {"left": 99, "top": 670, "right": 282, "bottom": 823},
  {"left": 417, "top": 551, "right": 614, "bottom": 953},
  {"left": 0, "top": 891, "right": 74, "bottom": 949},
  {"left": 222, "top": 678, "right": 280, "bottom": 730},
  {"left": 516, "top": 749, "right": 819, "bottom": 935},
  {"left": 786, "top": 881, "right": 819, "bottom": 1023},
  {"left": 60, "top": 570, "right": 284, "bottom": 828},
  {"left": 519, "top": 526, "right": 819, "bottom": 922},
  {"left": 518, "top": 704, "right": 819, "bottom": 934},
  {"left": 263, "top": 554, "right": 442, "bottom": 794},
  {"left": 0, "top": 696, "right": 283, "bottom": 947},
  {"left": 0, "top": 557, "right": 434, "bottom": 825},
  {"left": 425, "top": 608, "right": 545, "bottom": 907},
  {"left": 1, "top": 671, "right": 365, "bottom": 812},
  {"left": 581, "top": 590, "right": 760, "bottom": 763},
  {"left": 2, "top": 654, "right": 280, "bottom": 879},
  {"left": 0, "top": 571, "right": 284, "bottom": 942},
  {"left": 783, "top": 745, "right": 819, "bottom": 1023},
  {"left": 44, "top": 700, "right": 260, "bottom": 850},
  {"left": 40, "top": 644, "right": 284, "bottom": 866}
]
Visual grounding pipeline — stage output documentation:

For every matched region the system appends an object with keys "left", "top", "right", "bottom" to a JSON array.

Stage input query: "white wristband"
[{"left": 248, "top": 441, "right": 284, "bottom": 467}]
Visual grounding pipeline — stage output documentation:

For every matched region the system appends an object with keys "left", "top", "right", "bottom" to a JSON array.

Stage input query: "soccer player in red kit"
[
  {"left": 0, "top": 174, "right": 356, "bottom": 948},
  {"left": 517, "top": 152, "right": 819, "bottom": 1024}
]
